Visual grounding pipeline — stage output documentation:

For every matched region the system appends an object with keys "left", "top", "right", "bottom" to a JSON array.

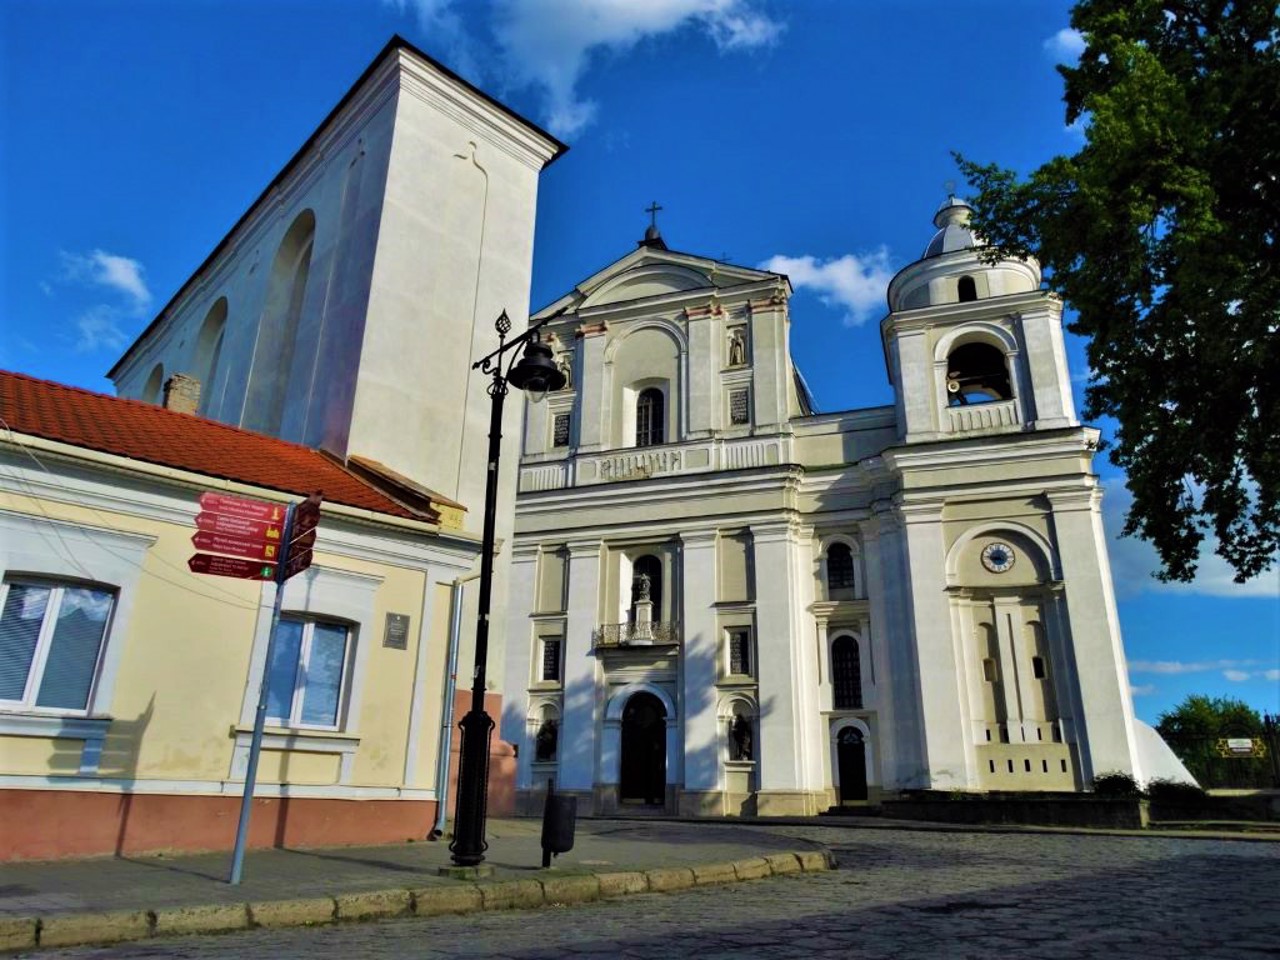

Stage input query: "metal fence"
[{"left": 1161, "top": 721, "right": 1280, "bottom": 789}]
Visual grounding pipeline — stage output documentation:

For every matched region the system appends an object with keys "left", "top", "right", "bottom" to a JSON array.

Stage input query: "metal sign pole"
[{"left": 229, "top": 502, "right": 296, "bottom": 885}]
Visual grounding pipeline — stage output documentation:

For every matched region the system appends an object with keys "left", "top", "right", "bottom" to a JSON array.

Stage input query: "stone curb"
[{"left": 0, "top": 847, "right": 833, "bottom": 953}]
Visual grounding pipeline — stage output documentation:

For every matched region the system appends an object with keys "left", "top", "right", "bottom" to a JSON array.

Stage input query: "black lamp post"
[{"left": 450, "top": 310, "right": 565, "bottom": 868}]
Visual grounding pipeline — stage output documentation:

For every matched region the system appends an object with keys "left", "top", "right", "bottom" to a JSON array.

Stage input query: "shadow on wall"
[{"left": 503, "top": 629, "right": 776, "bottom": 816}]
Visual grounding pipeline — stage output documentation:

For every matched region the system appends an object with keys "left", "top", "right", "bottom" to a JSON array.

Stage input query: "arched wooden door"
[
  {"left": 837, "top": 727, "right": 868, "bottom": 803},
  {"left": 620, "top": 692, "right": 666, "bottom": 804}
]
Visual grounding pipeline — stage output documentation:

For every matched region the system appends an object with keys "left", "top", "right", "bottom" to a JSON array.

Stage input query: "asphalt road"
[{"left": 26, "top": 825, "right": 1280, "bottom": 959}]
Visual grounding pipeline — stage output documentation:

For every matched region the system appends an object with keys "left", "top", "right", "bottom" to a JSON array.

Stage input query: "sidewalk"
[{"left": 0, "top": 818, "right": 833, "bottom": 952}]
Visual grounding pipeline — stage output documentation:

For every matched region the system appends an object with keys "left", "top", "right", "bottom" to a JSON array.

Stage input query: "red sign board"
[
  {"left": 188, "top": 553, "right": 276, "bottom": 580},
  {"left": 191, "top": 531, "right": 283, "bottom": 562},
  {"left": 198, "top": 492, "right": 286, "bottom": 524},
  {"left": 194, "top": 512, "right": 284, "bottom": 542}
]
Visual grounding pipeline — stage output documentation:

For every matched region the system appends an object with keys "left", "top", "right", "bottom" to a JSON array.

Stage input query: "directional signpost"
[{"left": 187, "top": 490, "right": 323, "bottom": 885}]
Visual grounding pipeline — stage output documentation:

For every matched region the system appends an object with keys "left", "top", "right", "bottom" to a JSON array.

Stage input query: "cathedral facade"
[{"left": 502, "top": 202, "right": 1166, "bottom": 817}]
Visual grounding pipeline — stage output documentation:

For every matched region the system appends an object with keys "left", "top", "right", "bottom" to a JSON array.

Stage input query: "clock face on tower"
[{"left": 981, "top": 541, "right": 1016, "bottom": 574}]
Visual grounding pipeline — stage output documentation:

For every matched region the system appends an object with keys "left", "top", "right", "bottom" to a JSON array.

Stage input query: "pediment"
[
  {"left": 533, "top": 245, "right": 785, "bottom": 321},
  {"left": 580, "top": 264, "right": 711, "bottom": 308}
]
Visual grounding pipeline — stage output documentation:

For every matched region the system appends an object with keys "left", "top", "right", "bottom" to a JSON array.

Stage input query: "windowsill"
[
  {"left": 231, "top": 725, "right": 361, "bottom": 749},
  {"left": 717, "top": 675, "right": 756, "bottom": 688},
  {"left": 529, "top": 681, "right": 563, "bottom": 692},
  {"left": 0, "top": 712, "right": 112, "bottom": 737}
]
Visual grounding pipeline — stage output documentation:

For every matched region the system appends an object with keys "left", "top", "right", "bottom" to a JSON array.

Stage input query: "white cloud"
[
  {"left": 1129, "top": 659, "right": 1264, "bottom": 675},
  {"left": 1044, "top": 27, "right": 1085, "bottom": 62},
  {"left": 55, "top": 249, "right": 151, "bottom": 353},
  {"left": 757, "top": 250, "right": 895, "bottom": 327},
  {"left": 61, "top": 250, "right": 151, "bottom": 311},
  {"left": 1101, "top": 477, "right": 1280, "bottom": 598},
  {"left": 389, "top": 0, "right": 784, "bottom": 138},
  {"left": 1130, "top": 683, "right": 1156, "bottom": 697},
  {"left": 74, "top": 305, "right": 130, "bottom": 353},
  {"left": 1223, "top": 669, "right": 1251, "bottom": 682}
]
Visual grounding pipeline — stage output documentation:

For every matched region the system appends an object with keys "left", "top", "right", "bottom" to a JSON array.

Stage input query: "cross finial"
[
  {"left": 646, "top": 201, "right": 663, "bottom": 230},
  {"left": 944, "top": 179, "right": 956, "bottom": 197}
]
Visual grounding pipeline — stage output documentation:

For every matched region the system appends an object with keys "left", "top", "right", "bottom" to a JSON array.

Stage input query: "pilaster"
[
  {"left": 560, "top": 539, "right": 602, "bottom": 790},
  {"left": 1046, "top": 487, "right": 1141, "bottom": 782},
  {"left": 575, "top": 325, "right": 608, "bottom": 452},
  {"left": 680, "top": 529, "right": 720, "bottom": 792}
]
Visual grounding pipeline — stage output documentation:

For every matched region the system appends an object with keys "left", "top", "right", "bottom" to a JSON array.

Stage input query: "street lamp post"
[{"left": 450, "top": 310, "right": 565, "bottom": 868}]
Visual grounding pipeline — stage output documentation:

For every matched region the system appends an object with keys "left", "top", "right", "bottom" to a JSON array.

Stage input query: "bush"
[
  {"left": 1146, "top": 778, "right": 1208, "bottom": 808},
  {"left": 1091, "top": 771, "right": 1144, "bottom": 797}
]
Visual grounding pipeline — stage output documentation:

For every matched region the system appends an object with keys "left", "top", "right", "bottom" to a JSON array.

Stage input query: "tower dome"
[
  {"left": 886, "top": 196, "right": 1041, "bottom": 313},
  {"left": 923, "top": 196, "right": 979, "bottom": 258}
]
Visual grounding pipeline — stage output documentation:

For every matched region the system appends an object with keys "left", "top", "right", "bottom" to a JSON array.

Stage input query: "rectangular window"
[
  {"left": 0, "top": 580, "right": 114, "bottom": 713},
  {"left": 552, "top": 413, "right": 571, "bottom": 448},
  {"left": 1032, "top": 656, "right": 1046, "bottom": 679},
  {"left": 727, "top": 628, "right": 752, "bottom": 676},
  {"left": 541, "top": 637, "right": 562, "bottom": 683},
  {"left": 265, "top": 617, "right": 352, "bottom": 729},
  {"left": 982, "top": 658, "right": 998, "bottom": 683}
]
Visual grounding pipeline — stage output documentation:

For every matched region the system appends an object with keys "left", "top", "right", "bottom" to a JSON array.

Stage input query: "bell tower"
[{"left": 880, "top": 197, "right": 1078, "bottom": 444}]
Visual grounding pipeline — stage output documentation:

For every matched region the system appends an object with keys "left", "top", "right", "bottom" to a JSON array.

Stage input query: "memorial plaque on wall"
[
  {"left": 729, "top": 389, "right": 750, "bottom": 425},
  {"left": 383, "top": 612, "right": 410, "bottom": 649},
  {"left": 553, "top": 413, "right": 571, "bottom": 447}
]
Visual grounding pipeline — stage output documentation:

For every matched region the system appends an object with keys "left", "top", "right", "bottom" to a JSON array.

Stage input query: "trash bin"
[{"left": 541, "top": 780, "right": 576, "bottom": 867}]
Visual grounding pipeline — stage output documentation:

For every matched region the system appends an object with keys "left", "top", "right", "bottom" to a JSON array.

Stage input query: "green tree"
[
  {"left": 1156, "top": 694, "right": 1263, "bottom": 739},
  {"left": 956, "top": 0, "right": 1279, "bottom": 583}
]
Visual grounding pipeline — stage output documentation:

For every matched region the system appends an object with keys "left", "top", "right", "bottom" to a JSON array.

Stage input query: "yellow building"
[{"left": 0, "top": 370, "right": 485, "bottom": 860}]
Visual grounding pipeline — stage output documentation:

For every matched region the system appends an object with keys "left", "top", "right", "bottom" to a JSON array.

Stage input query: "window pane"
[
  {"left": 35, "top": 587, "right": 113, "bottom": 710},
  {"left": 266, "top": 620, "right": 304, "bottom": 722},
  {"left": 300, "top": 623, "right": 348, "bottom": 726},
  {"left": 0, "top": 584, "right": 49, "bottom": 701}
]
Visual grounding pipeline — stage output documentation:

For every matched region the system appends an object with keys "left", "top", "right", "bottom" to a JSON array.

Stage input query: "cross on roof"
[{"left": 645, "top": 201, "right": 663, "bottom": 230}]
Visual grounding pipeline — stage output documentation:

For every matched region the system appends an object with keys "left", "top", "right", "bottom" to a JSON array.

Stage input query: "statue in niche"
[
  {"left": 556, "top": 353, "right": 573, "bottom": 389},
  {"left": 728, "top": 328, "right": 747, "bottom": 367},
  {"left": 634, "top": 571, "right": 652, "bottom": 602},
  {"left": 535, "top": 719, "right": 558, "bottom": 762},
  {"left": 729, "top": 714, "right": 753, "bottom": 761}
]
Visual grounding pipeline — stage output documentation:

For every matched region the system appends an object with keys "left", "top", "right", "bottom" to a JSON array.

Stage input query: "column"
[
  {"left": 898, "top": 499, "right": 971, "bottom": 788},
  {"left": 501, "top": 543, "right": 541, "bottom": 789},
  {"left": 575, "top": 326, "right": 608, "bottom": 452},
  {"left": 680, "top": 530, "right": 720, "bottom": 802},
  {"left": 1047, "top": 487, "right": 1141, "bottom": 782},
  {"left": 752, "top": 520, "right": 818, "bottom": 813},
  {"left": 560, "top": 540, "right": 602, "bottom": 794},
  {"left": 860, "top": 512, "right": 899, "bottom": 786}
]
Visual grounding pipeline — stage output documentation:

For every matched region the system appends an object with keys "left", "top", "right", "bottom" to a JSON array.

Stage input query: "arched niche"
[
  {"left": 243, "top": 210, "right": 316, "bottom": 435},
  {"left": 141, "top": 363, "right": 164, "bottom": 405},
  {"left": 194, "top": 297, "right": 228, "bottom": 415},
  {"left": 945, "top": 521, "right": 1060, "bottom": 588}
]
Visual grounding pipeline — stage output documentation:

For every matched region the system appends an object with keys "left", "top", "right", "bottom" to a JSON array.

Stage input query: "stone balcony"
[{"left": 593, "top": 621, "right": 682, "bottom": 649}]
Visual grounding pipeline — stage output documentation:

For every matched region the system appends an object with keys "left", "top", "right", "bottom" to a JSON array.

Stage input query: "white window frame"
[
  {"left": 724, "top": 626, "right": 754, "bottom": 679},
  {"left": 266, "top": 616, "right": 355, "bottom": 731},
  {"left": 0, "top": 578, "right": 116, "bottom": 716}
]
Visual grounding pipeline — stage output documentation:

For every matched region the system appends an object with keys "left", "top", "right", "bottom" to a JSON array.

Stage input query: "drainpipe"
[{"left": 430, "top": 573, "right": 479, "bottom": 840}]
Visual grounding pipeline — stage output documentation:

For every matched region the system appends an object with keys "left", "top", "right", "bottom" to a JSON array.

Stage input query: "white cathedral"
[
  {"left": 501, "top": 203, "right": 1176, "bottom": 817},
  {"left": 98, "top": 37, "right": 1179, "bottom": 825}
]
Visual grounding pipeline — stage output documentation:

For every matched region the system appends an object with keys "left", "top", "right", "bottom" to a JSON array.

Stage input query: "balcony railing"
[{"left": 593, "top": 621, "right": 681, "bottom": 648}]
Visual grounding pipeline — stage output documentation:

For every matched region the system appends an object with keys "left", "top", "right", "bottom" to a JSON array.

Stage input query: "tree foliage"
[
  {"left": 1156, "top": 693, "right": 1264, "bottom": 739},
  {"left": 956, "top": 0, "right": 1279, "bottom": 583}
]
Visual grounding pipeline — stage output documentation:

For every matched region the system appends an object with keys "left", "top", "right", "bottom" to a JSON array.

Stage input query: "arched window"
[
  {"left": 827, "top": 543, "right": 855, "bottom": 593},
  {"left": 832, "top": 636, "right": 862, "bottom": 709},
  {"left": 945, "top": 342, "right": 1011, "bottom": 406},
  {"left": 631, "top": 554, "right": 663, "bottom": 620},
  {"left": 141, "top": 363, "right": 164, "bottom": 405},
  {"left": 957, "top": 276, "right": 978, "bottom": 302},
  {"left": 534, "top": 705, "right": 559, "bottom": 762},
  {"left": 244, "top": 210, "right": 316, "bottom": 436},
  {"left": 635, "top": 388, "right": 664, "bottom": 447}
]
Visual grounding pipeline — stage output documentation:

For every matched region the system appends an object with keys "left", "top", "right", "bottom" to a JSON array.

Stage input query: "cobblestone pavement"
[{"left": 26, "top": 825, "right": 1280, "bottom": 959}]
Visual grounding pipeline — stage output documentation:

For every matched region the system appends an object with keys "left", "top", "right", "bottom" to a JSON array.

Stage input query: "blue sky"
[{"left": 2, "top": 0, "right": 1276, "bottom": 725}]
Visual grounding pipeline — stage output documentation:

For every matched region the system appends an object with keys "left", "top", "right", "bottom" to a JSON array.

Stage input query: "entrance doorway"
[
  {"left": 837, "top": 726, "right": 868, "bottom": 803},
  {"left": 620, "top": 692, "right": 666, "bottom": 804}
]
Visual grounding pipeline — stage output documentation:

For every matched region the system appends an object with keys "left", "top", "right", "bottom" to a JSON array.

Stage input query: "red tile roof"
[{"left": 0, "top": 370, "right": 426, "bottom": 521}]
